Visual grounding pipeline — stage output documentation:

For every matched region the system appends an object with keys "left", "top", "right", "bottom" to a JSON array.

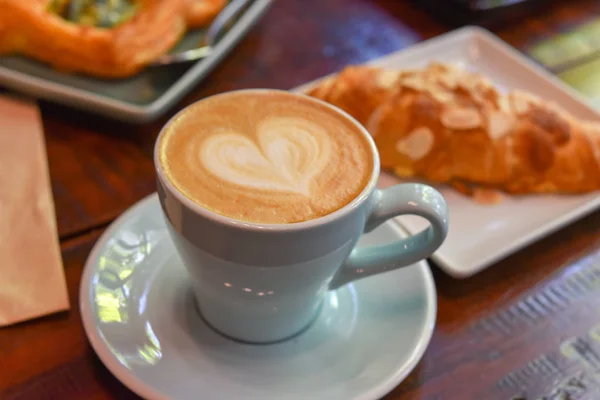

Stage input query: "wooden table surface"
[{"left": 3, "top": 0, "right": 600, "bottom": 399}]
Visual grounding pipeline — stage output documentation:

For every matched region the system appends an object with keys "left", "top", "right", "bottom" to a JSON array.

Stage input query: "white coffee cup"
[{"left": 155, "top": 90, "right": 449, "bottom": 343}]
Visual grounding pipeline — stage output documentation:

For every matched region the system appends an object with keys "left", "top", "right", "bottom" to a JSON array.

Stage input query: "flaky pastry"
[
  {"left": 0, "top": 0, "right": 226, "bottom": 78},
  {"left": 308, "top": 63, "right": 600, "bottom": 198}
]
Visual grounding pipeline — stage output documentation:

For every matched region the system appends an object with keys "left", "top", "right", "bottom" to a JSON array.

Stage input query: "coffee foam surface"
[{"left": 159, "top": 91, "right": 374, "bottom": 224}]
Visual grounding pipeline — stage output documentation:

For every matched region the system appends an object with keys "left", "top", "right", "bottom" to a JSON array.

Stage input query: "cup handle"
[{"left": 329, "top": 183, "right": 449, "bottom": 290}]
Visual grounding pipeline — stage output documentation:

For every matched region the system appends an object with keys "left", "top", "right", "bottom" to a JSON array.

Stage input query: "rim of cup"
[{"left": 153, "top": 88, "right": 381, "bottom": 233}]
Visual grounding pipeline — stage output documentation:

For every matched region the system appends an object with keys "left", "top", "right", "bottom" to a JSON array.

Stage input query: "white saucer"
[{"left": 80, "top": 194, "right": 437, "bottom": 400}]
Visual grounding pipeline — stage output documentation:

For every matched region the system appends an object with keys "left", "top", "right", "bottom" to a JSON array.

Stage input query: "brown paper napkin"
[{"left": 0, "top": 95, "right": 69, "bottom": 326}]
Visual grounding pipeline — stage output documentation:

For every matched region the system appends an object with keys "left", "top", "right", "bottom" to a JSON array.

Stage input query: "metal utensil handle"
[
  {"left": 151, "top": 0, "right": 253, "bottom": 66},
  {"left": 204, "top": 0, "right": 254, "bottom": 47}
]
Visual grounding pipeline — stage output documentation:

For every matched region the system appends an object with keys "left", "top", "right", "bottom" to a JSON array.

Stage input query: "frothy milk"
[{"left": 158, "top": 90, "right": 374, "bottom": 224}]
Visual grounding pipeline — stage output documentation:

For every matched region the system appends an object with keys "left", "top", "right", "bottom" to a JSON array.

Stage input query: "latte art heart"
[
  {"left": 200, "top": 117, "right": 331, "bottom": 196},
  {"left": 158, "top": 90, "right": 373, "bottom": 224}
]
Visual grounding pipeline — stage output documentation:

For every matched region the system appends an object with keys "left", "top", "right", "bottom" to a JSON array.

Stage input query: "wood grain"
[
  {"left": 43, "top": 113, "right": 156, "bottom": 239},
  {"left": 0, "top": 230, "right": 140, "bottom": 399},
  {"left": 393, "top": 207, "right": 600, "bottom": 399},
  {"left": 3, "top": 0, "right": 600, "bottom": 398}
]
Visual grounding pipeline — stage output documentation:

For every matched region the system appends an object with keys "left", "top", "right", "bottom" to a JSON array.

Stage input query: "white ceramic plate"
[{"left": 295, "top": 26, "right": 600, "bottom": 278}]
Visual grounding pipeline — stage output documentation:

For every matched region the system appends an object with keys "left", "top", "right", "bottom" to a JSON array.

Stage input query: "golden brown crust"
[
  {"left": 308, "top": 62, "right": 600, "bottom": 196},
  {"left": 306, "top": 67, "right": 401, "bottom": 126},
  {"left": 0, "top": 0, "right": 226, "bottom": 78}
]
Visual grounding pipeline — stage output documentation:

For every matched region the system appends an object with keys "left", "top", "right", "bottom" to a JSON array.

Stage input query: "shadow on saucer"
[{"left": 177, "top": 286, "right": 331, "bottom": 356}]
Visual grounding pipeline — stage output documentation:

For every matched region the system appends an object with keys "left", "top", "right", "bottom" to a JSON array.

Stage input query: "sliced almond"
[
  {"left": 440, "top": 108, "right": 483, "bottom": 130},
  {"left": 430, "top": 88, "right": 454, "bottom": 104},
  {"left": 457, "top": 78, "right": 477, "bottom": 94},
  {"left": 365, "top": 106, "right": 385, "bottom": 138},
  {"left": 470, "top": 91, "right": 487, "bottom": 106},
  {"left": 395, "top": 127, "right": 435, "bottom": 161},
  {"left": 476, "top": 76, "right": 496, "bottom": 91},
  {"left": 437, "top": 72, "right": 459, "bottom": 90},
  {"left": 510, "top": 91, "right": 539, "bottom": 115},
  {"left": 487, "top": 111, "right": 515, "bottom": 140},
  {"left": 376, "top": 70, "right": 400, "bottom": 88},
  {"left": 402, "top": 76, "right": 426, "bottom": 92},
  {"left": 497, "top": 96, "right": 512, "bottom": 113},
  {"left": 511, "top": 94, "right": 530, "bottom": 115}
]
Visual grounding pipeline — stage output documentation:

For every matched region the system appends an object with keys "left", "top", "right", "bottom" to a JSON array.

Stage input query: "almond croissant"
[{"left": 307, "top": 63, "right": 600, "bottom": 196}]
